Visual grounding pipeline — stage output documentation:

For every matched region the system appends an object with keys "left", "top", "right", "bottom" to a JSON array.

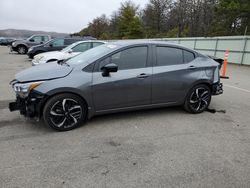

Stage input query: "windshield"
[
  {"left": 66, "top": 44, "right": 119, "bottom": 67},
  {"left": 26, "top": 36, "right": 33, "bottom": 41},
  {"left": 42, "top": 39, "right": 54, "bottom": 46},
  {"left": 61, "top": 42, "right": 78, "bottom": 52}
]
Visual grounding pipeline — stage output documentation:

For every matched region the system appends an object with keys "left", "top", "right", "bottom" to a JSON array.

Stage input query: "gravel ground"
[{"left": 0, "top": 46, "right": 250, "bottom": 188}]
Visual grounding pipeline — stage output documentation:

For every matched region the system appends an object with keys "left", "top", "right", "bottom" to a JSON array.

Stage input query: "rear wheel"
[
  {"left": 43, "top": 94, "right": 87, "bottom": 131},
  {"left": 184, "top": 84, "right": 211, "bottom": 113},
  {"left": 17, "top": 45, "right": 27, "bottom": 54}
]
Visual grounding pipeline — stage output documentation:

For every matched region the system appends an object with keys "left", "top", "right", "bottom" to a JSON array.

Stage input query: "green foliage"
[
  {"left": 75, "top": 0, "right": 250, "bottom": 39},
  {"left": 117, "top": 1, "right": 144, "bottom": 39}
]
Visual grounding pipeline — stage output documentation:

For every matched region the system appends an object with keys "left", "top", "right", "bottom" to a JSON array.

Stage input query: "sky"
[{"left": 0, "top": 0, "right": 148, "bottom": 34}]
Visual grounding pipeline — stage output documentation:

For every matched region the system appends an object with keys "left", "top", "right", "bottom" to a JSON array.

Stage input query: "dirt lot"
[{"left": 0, "top": 46, "right": 250, "bottom": 188}]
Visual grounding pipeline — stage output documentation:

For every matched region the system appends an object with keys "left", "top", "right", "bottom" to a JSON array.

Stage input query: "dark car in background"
[
  {"left": 27, "top": 38, "right": 86, "bottom": 58},
  {"left": 11, "top": 34, "right": 51, "bottom": 54},
  {"left": 0, "top": 38, "right": 16, "bottom": 46}
]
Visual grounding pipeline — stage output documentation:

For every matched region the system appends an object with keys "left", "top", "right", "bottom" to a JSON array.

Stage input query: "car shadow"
[
  {"left": 87, "top": 106, "right": 186, "bottom": 126},
  {"left": 1, "top": 106, "right": 187, "bottom": 133}
]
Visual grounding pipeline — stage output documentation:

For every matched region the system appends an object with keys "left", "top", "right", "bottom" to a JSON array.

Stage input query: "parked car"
[
  {"left": 27, "top": 38, "right": 91, "bottom": 59},
  {"left": 0, "top": 38, "right": 16, "bottom": 46},
  {"left": 32, "top": 40, "right": 105, "bottom": 66},
  {"left": 9, "top": 41, "right": 223, "bottom": 131},
  {"left": 11, "top": 34, "right": 51, "bottom": 54}
]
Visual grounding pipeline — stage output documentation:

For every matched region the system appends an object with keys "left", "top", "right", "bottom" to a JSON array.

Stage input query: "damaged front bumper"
[{"left": 9, "top": 91, "right": 46, "bottom": 119}]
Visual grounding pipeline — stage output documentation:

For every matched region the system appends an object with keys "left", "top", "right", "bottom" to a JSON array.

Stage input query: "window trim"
[
  {"left": 182, "top": 49, "right": 196, "bottom": 63},
  {"left": 154, "top": 45, "right": 196, "bottom": 67},
  {"left": 93, "top": 45, "right": 150, "bottom": 72}
]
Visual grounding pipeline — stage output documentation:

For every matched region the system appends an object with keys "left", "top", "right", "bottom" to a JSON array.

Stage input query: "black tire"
[
  {"left": 17, "top": 45, "right": 27, "bottom": 54},
  {"left": 184, "top": 84, "right": 211, "bottom": 114},
  {"left": 43, "top": 93, "right": 87, "bottom": 131}
]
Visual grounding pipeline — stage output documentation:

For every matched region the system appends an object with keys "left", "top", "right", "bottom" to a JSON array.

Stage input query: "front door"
[{"left": 92, "top": 46, "right": 152, "bottom": 111}]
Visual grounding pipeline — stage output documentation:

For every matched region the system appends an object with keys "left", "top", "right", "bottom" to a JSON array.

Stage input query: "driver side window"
[{"left": 98, "top": 46, "right": 148, "bottom": 71}]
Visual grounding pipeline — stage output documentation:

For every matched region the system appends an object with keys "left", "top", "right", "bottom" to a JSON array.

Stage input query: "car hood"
[
  {"left": 36, "top": 51, "right": 65, "bottom": 60},
  {"left": 31, "top": 43, "right": 44, "bottom": 49},
  {"left": 15, "top": 62, "right": 73, "bottom": 82}
]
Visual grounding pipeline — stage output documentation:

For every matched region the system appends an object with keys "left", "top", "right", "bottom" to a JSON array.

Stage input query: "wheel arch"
[
  {"left": 16, "top": 43, "right": 28, "bottom": 49},
  {"left": 183, "top": 79, "right": 213, "bottom": 103},
  {"left": 38, "top": 89, "right": 90, "bottom": 119},
  {"left": 46, "top": 59, "right": 58, "bottom": 63},
  {"left": 190, "top": 79, "right": 213, "bottom": 91}
]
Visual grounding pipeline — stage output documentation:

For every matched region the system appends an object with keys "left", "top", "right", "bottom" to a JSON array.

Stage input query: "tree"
[
  {"left": 75, "top": 0, "right": 250, "bottom": 39},
  {"left": 142, "top": 0, "right": 172, "bottom": 37},
  {"left": 117, "top": 1, "right": 144, "bottom": 39},
  {"left": 211, "top": 0, "right": 250, "bottom": 36}
]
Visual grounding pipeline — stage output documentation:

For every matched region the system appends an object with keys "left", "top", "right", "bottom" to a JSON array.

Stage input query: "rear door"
[
  {"left": 152, "top": 45, "right": 198, "bottom": 104},
  {"left": 92, "top": 45, "right": 152, "bottom": 111}
]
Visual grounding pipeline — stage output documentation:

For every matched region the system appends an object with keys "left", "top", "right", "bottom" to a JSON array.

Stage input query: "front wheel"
[
  {"left": 43, "top": 94, "right": 87, "bottom": 131},
  {"left": 17, "top": 45, "right": 27, "bottom": 54},
  {"left": 184, "top": 84, "right": 211, "bottom": 113}
]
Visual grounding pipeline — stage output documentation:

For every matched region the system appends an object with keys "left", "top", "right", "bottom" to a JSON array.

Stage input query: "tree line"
[{"left": 72, "top": 0, "right": 250, "bottom": 39}]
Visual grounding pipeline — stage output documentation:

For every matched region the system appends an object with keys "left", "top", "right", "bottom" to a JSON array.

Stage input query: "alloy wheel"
[
  {"left": 189, "top": 87, "right": 210, "bottom": 112},
  {"left": 49, "top": 98, "right": 82, "bottom": 129},
  {"left": 18, "top": 46, "right": 26, "bottom": 54}
]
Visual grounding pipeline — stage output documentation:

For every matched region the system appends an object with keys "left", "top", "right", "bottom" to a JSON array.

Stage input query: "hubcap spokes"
[
  {"left": 190, "top": 88, "right": 210, "bottom": 111},
  {"left": 49, "top": 98, "right": 82, "bottom": 128}
]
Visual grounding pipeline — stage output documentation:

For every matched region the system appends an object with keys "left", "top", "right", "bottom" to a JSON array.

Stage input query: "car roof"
[
  {"left": 73, "top": 40, "right": 106, "bottom": 45},
  {"left": 109, "top": 40, "right": 201, "bottom": 54}
]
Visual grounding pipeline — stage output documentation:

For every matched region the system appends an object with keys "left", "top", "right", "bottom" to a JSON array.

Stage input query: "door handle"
[
  {"left": 188, "top": 65, "right": 197, "bottom": 70},
  {"left": 137, "top": 73, "right": 150, "bottom": 79}
]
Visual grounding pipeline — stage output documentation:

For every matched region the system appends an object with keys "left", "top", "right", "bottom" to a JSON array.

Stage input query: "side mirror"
[
  {"left": 49, "top": 43, "right": 53, "bottom": 47},
  {"left": 101, "top": 63, "right": 118, "bottom": 77},
  {"left": 40, "top": 41, "right": 44, "bottom": 44},
  {"left": 68, "top": 49, "right": 73, "bottom": 53},
  {"left": 29, "top": 39, "right": 34, "bottom": 42}
]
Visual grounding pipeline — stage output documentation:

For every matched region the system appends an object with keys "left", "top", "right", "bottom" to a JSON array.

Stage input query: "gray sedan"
[{"left": 9, "top": 41, "right": 223, "bottom": 131}]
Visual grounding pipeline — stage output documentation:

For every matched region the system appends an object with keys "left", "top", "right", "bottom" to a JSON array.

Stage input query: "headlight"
[
  {"left": 12, "top": 42, "right": 16, "bottom": 46},
  {"left": 13, "top": 81, "right": 44, "bottom": 98},
  {"left": 36, "top": 55, "right": 44, "bottom": 60},
  {"left": 28, "top": 47, "right": 33, "bottom": 52}
]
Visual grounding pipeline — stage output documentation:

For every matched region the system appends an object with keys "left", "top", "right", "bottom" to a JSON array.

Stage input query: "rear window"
[
  {"left": 156, "top": 46, "right": 183, "bottom": 66},
  {"left": 183, "top": 50, "right": 195, "bottom": 63}
]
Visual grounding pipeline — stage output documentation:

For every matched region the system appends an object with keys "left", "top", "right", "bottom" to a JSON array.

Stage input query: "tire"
[
  {"left": 43, "top": 93, "right": 87, "bottom": 131},
  {"left": 17, "top": 45, "right": 27, "bottom": 54},
  {"left": 184, "top": 84, "right": 211, "bottom": 114}
]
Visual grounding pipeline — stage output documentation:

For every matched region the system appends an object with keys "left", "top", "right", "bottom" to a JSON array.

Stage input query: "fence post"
[
  {"left": 240, "top": 37, "right": 247, "bottom": 65},
  {"left": 214, "top": 38, "right": 219, "bottom": 57},
  {"left": 194, "top": 38, "right": 197, "bottom": 50}
]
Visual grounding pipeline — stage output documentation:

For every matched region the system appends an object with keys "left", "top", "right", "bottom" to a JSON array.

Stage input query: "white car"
[{"left": 32, "top": 40, "right": 106, "bottom": 66}]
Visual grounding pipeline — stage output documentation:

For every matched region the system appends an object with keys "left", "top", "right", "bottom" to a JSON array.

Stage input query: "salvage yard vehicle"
[
  {"left": 9, "top": 41, "right": 223, "bottom": 131},
  {"left": 11, "top": 34, "right": 51, "bottom": 54},
  {"left": 27, "top": 37, "right": 95, "bottom": 59},
  {"left": 0, "top": 38, "right": 16, "bottom": 46},
  {"left": 32, "top": 40, "right": 105, "bottom": 66}
]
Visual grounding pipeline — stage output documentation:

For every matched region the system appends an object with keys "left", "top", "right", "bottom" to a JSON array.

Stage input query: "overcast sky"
[{"left": 0, "top": 0, "right": 148, "bottom": 33}]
